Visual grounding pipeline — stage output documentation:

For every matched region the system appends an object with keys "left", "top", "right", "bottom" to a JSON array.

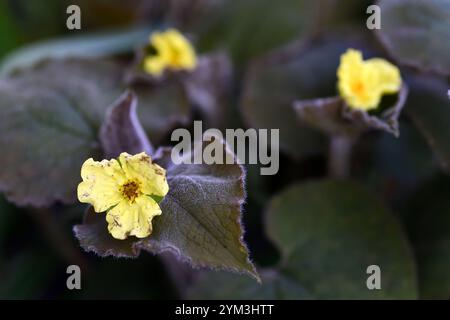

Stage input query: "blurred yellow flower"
[
  {"left": 77, "top": 152, "right": 169, "bottom": 240},
  {"left": 337, "top": 49, "right": 401, "bottom": 111},
  {"left": 143, "top": 29, "right": 197, "bottom": 76}
]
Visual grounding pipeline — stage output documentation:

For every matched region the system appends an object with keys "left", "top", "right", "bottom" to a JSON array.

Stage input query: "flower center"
[
  {"left": 351, "top": 80, "right": 365, "bottom": 97},
  {"left": 120, "top": 180, "right": 141, "bottom": 203}
]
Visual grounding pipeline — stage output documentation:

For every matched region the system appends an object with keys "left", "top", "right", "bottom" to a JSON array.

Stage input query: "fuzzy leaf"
[
  {"left": 376, "top": 0, "right": 450, "bottom": 76},
  {"left": 74, "top": 138, "right": 258, "bottom": 280},
  {"left": 405, "top": 75, "right": 450, "bottom": 173},
  {"left": 294, "top": 85, "right": 408, "bottom": 137},
  {"left": 100, "top": 90, "right": 153, "bottom": 159},
  {"left": 294, "top": 97, "right": 359, "bottom": 136},
  {"left": 0, "top": 59, "right": 188, "bottom": 207},
  {"left": 73, "top": 207, "right": 140, "bottom": 258}
]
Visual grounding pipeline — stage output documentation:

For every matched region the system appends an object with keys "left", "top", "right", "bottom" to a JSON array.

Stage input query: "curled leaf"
[
  {"left": 293, "top": 84, "right": 408, "bottom": 137},
  {"left": 241, "top": 37, "right": 374, "bottom": 157},
  {"left": 100, "top": 90, "right": 153, "bottom": 159}
]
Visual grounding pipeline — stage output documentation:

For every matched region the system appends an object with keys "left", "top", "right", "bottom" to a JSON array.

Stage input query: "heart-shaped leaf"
[
  {"left": 74, "top": 138, "right": 258, "bottom": 280},
  {"left": 376, "top": 0, "right": 450, "bottom": 76}
]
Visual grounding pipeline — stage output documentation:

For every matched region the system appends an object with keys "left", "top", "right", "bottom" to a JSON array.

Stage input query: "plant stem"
[{"left": 328, "top": 134, "right": 355, "bottom": 179}]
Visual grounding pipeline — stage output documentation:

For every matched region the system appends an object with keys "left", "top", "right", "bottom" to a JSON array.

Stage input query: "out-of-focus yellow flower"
[
  {"left": 338, "top": 49, "right": 401, "bottom": 111},
  {"left": 143, "top": 29, "right": 197, "bottom": 76},
  {"left": 77, "top": 152, "right": 169, "bottom": 240}
]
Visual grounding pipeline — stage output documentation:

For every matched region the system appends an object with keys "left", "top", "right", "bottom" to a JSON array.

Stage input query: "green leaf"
[
  {"left": 74, "top": 138, "right": 258, "bottom": 280},
  {"left": 266, "top": 180, "right": 418, "bottom": 299},
  {"left": 405, "top": 75, "right": 450, "bottom": 173},
  {"left": 0, "top": 26, "right": 153, "bottom": 75},
  {"left": 376, "top": 0, "right": 450, "bottom": 76},
  {"left": 404, "top": 177, "right": 450, "bottom": 299},
  {"left": 189, "top": 180, "right": 418, "bottom": 299},
  {"left": 0, "top": 58, "right": 188, "bottom": 207}
]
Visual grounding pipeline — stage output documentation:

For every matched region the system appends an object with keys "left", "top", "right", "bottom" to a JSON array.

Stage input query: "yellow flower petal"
[
  {"left": 77, "top": 158, "right": 125, "bottom": 213},
  {"left": 106, "top": 196, "right": 162, "bottom": 240},
  {"left": 163, "top": 29, "right": 197, "bottom": 70},
  {"left": 366, "top": 58, "right": 402, "bottom": 94},
  {"left": 143, "top": 29, "right": 197, "bottom": 76},
  {"left": 78, "top": 152, "right": 169, "bottom": 240},
  {"left": 337, "top": 49, "right": 402, "bottom": 111},
  {"left": 118, "top": 152, "right": 169, "bottom": 198},
  {"left": 143, "top": 56, "right": 167, "bottom": 76}
]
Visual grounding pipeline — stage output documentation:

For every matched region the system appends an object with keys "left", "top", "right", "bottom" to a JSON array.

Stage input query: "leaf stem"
[{"left": 328, "top": 134, "right": 356, "bottom": 179}]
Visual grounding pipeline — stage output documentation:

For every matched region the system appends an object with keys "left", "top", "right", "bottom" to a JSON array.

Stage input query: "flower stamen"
[{"left": 120, "top": 180, "right": 141, "bottom": 203}]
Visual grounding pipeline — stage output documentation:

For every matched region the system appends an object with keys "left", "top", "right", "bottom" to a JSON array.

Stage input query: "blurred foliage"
[
  {"left": 404, "top": 177, "right": 450, "bottom": 299},
  {"left": 189, "top": 180, "right": 418, "bottom": 299},
  {"left": 0, "top": 0, "right": 450, "bottom": 300}
]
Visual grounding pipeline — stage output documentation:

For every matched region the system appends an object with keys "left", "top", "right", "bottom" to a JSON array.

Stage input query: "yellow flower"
[
  {"left": 337, "top": 49, "right": 401, "bottom": 111},
  {"left": 143, "top": 29, "right": 197, "bottom": 76},
  {"left": 77, "top": 152, "right": 169, "bottom": 240}
]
